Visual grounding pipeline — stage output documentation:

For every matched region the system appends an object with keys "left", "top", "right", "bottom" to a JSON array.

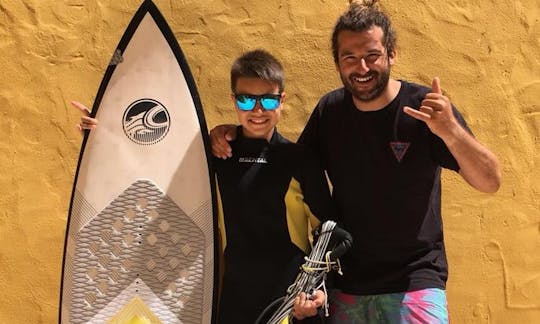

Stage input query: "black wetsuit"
[
  {"left": 298, "top": 81, "right": 471, "bottom": 295},
  {"left": 215, "top": 127, "right": 334, "bottom": 324}
]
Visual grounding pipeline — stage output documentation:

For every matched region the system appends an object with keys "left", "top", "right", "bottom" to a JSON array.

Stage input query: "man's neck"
[{"left": 352, "top": 79, "right": 401, "bottom": 112}]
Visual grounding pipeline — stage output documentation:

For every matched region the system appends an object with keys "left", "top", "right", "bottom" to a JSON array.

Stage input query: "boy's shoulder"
[{"left": 271, "top": 130, "right": 293, "bottom": 145}]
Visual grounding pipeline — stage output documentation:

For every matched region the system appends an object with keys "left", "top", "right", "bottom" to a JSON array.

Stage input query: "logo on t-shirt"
[
  {"left": 390, "top": 141, "right": 410, "bottom": 162},
  {"left": 238, "top": 157, "right": 268, "bottom": 164}
]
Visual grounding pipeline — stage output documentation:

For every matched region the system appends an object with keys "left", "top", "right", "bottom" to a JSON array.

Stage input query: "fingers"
[
  {"left": 72, "top": 101, "right": 98, "bottom": 133},
  {"left": 432, "top": 76, "right": 442, "bottom": 94},
  {"left": 422, "top": 94, "right": 449, "bottom": 112},
  {"left": 224, "top": 130, "right": 234, "bottom": 142},
  {"left": 209, "top": 125, "right": 236, "bottom": 159},
  {"left": 421, "top": 100, "right": 442, "bottom": 112},
  {"left": 311, "top": 289, "right": 326, "bottom": 307},
  {"left": 292, "top": 291, "right": 323, "bottom": 320},
  {"left": 71, "top": 100, "right": 91, "bottom": 116},
  {"left": 211, "top": 134, "right": 232, "bottom": 159},
  {"left": 404, "top": 106, "right": 431, "bottom": 121},
  {"left": 292, "top": 293, "right": 306, "bottom": 320},
  {"left": 293, "top": 293, "right": 317, "bottom": 320},
  {"left": 80, "top": 116, "right": 98, "bottom": 130}
]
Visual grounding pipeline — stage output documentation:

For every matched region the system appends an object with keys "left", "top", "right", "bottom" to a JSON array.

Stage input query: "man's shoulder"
[
  {"left": 311, "top": 87, "right": 349, "bottom": 120},
  {"left": 318, "top": 87, "right": 347, "bottom": 106},
  {"left": 272, "top": 133, "right": 318, "bottom": 161},
  {"left": 399, "top": 80, "right": 431, "bottom": 102}
]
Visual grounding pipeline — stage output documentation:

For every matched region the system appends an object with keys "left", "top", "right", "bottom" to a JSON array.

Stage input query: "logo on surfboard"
[{"left": 122, "top": 99, "right": 170, "bottom": 145}]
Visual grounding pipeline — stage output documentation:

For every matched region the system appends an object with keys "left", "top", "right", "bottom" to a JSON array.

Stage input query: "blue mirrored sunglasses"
[{"left": 234, "top": 94, "right": 282, "bottom": 111}]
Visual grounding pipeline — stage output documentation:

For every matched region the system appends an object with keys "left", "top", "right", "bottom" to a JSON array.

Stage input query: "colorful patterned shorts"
[{"left": 329, "top": 288, "right": 449, "bottom": 324}]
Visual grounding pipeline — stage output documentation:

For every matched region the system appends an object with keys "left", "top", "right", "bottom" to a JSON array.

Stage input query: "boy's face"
[{"left": 233, "top": 77, "right": 284, "bottom": 141}]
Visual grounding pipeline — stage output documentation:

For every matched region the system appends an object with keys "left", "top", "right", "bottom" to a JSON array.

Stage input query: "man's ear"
[{"left": 388, "top": 50, "right": 397, "bottom": 65}]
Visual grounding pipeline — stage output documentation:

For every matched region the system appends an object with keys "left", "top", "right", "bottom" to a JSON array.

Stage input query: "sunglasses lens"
[
  {"left": 260, "top": 97, "right": 280, "bottom": 110},
  {"left": 236, "top": 95, "right": 256, "bottom": 111},
  {"left": 235, "top": 94, "right": 281, "bottom": 111}
]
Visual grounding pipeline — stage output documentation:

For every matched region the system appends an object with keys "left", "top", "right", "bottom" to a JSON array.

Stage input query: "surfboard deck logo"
[
  {"left": 122, "top": 99, "right": 171, "bottom": 145},
  {"left": 59, "top": 1, "right": 218, "bottom": 323}
]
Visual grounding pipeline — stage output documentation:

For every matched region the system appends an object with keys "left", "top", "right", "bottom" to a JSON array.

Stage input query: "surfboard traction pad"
[{"left": 64, "top": 179, "right": 211, "bottom": 323}]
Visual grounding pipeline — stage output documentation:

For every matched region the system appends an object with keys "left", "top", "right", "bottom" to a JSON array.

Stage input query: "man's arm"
[
  {"left": 297, "top": 104, "right": 321, "bottom": 151},
  {"left": 440, "top": 123, "right": 500, "bottom": 193},
  {"left": 404, "top": 77, "right": 501, "bottom": 193},
  {"left": 209, "top": 125, "right": 237, "bottom": 159}
]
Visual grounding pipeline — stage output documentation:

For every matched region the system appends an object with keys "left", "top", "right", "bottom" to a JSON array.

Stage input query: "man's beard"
[{"left": 341, "top": 67, "right": 391, "bottom": 102}]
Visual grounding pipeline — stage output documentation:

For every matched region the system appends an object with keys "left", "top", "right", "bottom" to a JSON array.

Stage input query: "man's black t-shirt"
[{"left": 298, "top": 81, "right": 470, "bottom": 295}]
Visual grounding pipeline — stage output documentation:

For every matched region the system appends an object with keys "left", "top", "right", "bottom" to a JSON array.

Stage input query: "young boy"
[
  {"left": 214, "top": 49, "right": 334, "bottom": 323},
  {"left": 73, "top": 49, "right": 334, "bottom": 323}
]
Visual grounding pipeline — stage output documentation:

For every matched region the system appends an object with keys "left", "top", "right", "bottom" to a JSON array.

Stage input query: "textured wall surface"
[{"left": 0, "top": 0, "right": 538, "bottom": 323}]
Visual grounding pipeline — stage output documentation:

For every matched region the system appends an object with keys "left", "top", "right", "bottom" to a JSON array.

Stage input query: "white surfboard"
[{"left": 60, "top": 1, "right": 217, "bottom": 323}]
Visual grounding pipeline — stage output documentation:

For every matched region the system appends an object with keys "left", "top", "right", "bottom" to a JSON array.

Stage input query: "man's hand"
[
  {"left": 71, "top": 101, "right": 98, "bottom": 133},
  {"left": 292, "top": 290, "right": 325, "bottom": 320},
  {"left": 404, "top": 77, "right": 501, "bottom": 193},
  {"left": 209, "top": 124, "right": 237, "bottom": 159},
  {"left": 403, "top": 77, "right": 460, "bottom": 140}
]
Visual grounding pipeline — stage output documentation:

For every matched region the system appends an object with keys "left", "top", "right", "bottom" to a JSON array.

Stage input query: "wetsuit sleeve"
[
  {"left": 212, "top": 159, "right": 226, "bottom": 300},
  {"left": 430, "top": 105, "right": 473, "bottom": 171}
]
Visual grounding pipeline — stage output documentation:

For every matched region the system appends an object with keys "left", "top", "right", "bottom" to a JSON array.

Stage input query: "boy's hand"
[
  {"left": 209, "top": 124, "right": 237, "bottom": 159},
  {"left": 71, "top": 101, "right": 98, "bottom": 133},
  {"left": 292, "top": 290, "right": 325, "bottom": 320}
]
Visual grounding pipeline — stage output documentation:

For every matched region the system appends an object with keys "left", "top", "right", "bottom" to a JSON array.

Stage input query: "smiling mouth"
[
  {"left": 249, "top": 118, "right": 268, "bottom": 125},
  {"left": 353, "top": 75, "right": 374, "bottom": 83}
]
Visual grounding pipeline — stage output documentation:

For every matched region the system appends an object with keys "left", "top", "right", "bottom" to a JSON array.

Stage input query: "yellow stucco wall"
[{"left": 0, "top": 0, "right": 538, "bottom": 323}]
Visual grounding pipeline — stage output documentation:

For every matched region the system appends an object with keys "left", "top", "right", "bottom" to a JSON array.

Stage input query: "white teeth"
[{"left": 354, "top": 75, "right": 373, "bottom": 82}]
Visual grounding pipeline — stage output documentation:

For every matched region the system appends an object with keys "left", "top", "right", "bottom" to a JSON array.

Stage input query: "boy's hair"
[
  {"left": 331, "top": 0, "right": 397, "bottom": 64},
  {"left": 230, "top": 49, "right": 285, "bottom": 93}
]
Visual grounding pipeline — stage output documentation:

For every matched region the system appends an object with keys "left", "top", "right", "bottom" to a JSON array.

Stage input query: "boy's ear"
[{"left": 280, "top": 92, "right": 287, "bottom": 108}]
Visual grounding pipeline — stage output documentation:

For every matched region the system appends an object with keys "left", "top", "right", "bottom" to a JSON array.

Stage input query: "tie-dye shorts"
[{"left": 329, "top": 288, "right": 448, "bottom": 323}]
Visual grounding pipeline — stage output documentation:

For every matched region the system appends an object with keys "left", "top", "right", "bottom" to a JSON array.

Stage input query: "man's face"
[
  {"left": 336, "top": 27, "right": 395, "bottom": 103},
  {"left": 233, "top": 77, "right": 284, "bottom": 141}
]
